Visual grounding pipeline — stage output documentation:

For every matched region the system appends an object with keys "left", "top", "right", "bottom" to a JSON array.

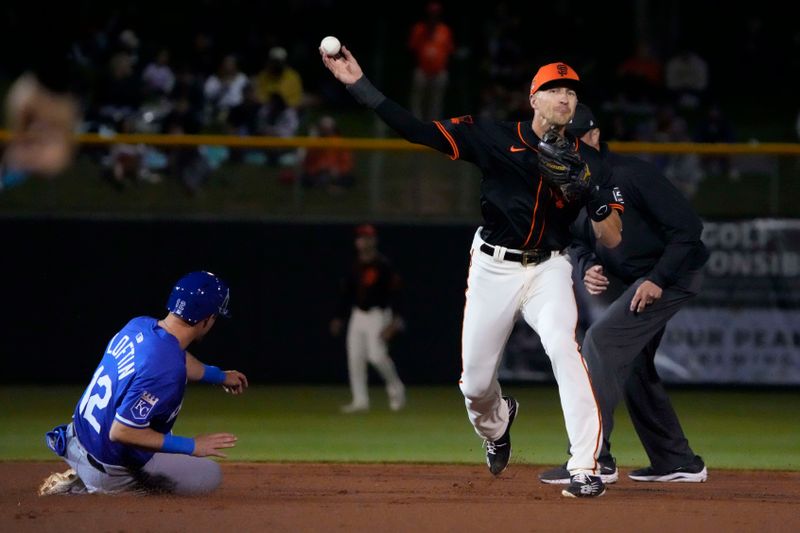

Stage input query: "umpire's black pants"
[{"left": 582, "top": 270, "right": 703, "bottom": 471}]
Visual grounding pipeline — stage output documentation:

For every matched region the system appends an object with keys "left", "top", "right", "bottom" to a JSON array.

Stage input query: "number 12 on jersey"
[{"left": 78, "top": 365, "right": 112, "bottom": 433}]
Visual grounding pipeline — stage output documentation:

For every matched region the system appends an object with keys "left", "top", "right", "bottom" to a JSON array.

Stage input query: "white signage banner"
[
  {"left": 658, "top": 308, "right": 800, "bottom": 384},
  {"left": 501, "top": 219, "right": 800, "bottom": 385}
]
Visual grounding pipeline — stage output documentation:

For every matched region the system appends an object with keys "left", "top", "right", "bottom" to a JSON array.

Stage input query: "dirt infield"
[{"left": 3, "top": 462, "right": 798, "bottom": 532}]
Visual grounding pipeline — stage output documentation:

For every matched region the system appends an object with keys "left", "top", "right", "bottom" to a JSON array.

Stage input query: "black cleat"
[
  {"left": 539, "top": 460, "right": 618, "bottom": 485},
  {"left": 629, "top": 455, "right": 708, "bottom": 482},
  {"left": 561, "top": 473, "right": 607, "bottom": 498},
  {"left": 484, "top": 396, "right": 518, "bottom": 476}
]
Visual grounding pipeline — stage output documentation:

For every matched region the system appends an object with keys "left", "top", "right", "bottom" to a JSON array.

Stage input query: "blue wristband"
[
  {"left": 201, "top": 365, "right": 226, "bottom": 384},
  {"left": 162, "top": 434, "right": 195, "bottom": 455}
]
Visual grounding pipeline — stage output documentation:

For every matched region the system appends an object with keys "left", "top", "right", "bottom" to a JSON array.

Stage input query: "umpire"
[{"left": 540, "top": 104, "right": 709, "bottom": 484}]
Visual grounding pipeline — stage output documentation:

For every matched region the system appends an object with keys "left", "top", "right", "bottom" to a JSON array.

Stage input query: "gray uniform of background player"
[{"left": 569, "top": 123, "right": 709, "bottom": 471}]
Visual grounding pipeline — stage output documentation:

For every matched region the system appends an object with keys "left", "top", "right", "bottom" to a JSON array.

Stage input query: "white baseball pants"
[
  {"left": 346, "top": 307, "right": 405, "bottom": 408},
  {"left": 459, "top": 229, "right": 602, "bottom": 474}
]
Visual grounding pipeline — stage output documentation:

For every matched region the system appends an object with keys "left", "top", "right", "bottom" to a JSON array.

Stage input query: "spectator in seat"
[
  {"left": 408, "top": 1, "right": 455, "bottom": 120},
  {"left": 301, "top": 115, "right": 355, "bottom": 192},
  {"left": 227, "top": 84, "right": 264, "bottom": 136},
  {"left": 253, "top": 47, "right": 304, "bottom": 109},
  {"left": 204, "top": 55, "right": 249, "bottom": 123},
  {"left": 261, "top": 92, "right": 299, "bottom": 166},
  {"left": 105, "top": 116, "right": 159, "bottom": 188},
  {"left": 96, "top": 52, "right": 141, "bottom": 124},
  {"left": 142, "top": 48, "right": 176, "bottom": 97},
  {"left": 665, "top": 45, "right": 709, "bottom": 111},
  {"left": 163, "top": 117, "right": 212, "bottom": 195},
  {"left": 617, "top": 40, "right": 664, "bottom": 105}
]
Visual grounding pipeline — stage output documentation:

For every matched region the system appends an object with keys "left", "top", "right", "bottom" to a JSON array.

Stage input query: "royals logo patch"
[{"left": 131, "top": 391, "right": 159, "bottom": 421}]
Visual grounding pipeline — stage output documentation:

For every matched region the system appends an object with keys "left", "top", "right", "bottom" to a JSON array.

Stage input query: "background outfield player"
[
  {"left": 330, "top": 223, "right": 406, "bottom": 413},
  {"left": 539, "top": 104, "right": 709, "bottom": 484},
  {"left": 39, "top": 271, "right": 248, "bottom": 495},
  {"left": 322, "top": 46, "right": 624, "bottom": 497}
]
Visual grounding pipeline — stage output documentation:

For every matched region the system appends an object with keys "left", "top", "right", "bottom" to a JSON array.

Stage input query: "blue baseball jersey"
[{"left": 72, "top": 316, "right": 187, "bottom": 468}]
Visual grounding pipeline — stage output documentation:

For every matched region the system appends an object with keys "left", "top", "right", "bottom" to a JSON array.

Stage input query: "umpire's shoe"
[
  {"left": 485, "top": 396, "right": 518, "bottom": 476},
  {"left": 561, "top": 473, "right": 607, "bottom": 498},
  {"left": 629, "top": 455, "right": 708, "bottom": 482},
  {"left": 539, "top": 460, "right": 618, "bottom": 484}
]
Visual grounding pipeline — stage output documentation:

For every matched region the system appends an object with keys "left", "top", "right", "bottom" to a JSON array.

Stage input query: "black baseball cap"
[{"left": 567, "top": 103, "right": 599, "bottom": 137}]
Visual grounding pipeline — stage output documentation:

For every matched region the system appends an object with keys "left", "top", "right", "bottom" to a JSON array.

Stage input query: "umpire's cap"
[
  {"left": 167, "top": 271, "right": 231, "bottom": 325},
  {"left": 566, "top": 103, "right": 599, "bottom": 137},
  {"left": 530, "top": 62, "right": 580, "bottom": 95}
]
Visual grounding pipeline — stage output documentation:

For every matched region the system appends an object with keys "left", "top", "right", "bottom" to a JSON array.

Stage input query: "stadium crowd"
[{"left": 2, "top": 1, "right": 792, "bottom": 196}]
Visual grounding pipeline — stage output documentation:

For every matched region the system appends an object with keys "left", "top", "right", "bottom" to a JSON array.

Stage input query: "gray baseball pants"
[
  {"left": 63, "top": 423, "right": 222, "bottom": 494},
  {"left": 581, "top": 270, "right": 703, "bottom": 471}
]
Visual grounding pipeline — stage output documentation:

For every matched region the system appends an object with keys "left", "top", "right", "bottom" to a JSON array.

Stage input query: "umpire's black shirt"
[
  {"left": 373, "top": 98, "right": 612, "bottom": 251},
  {"left": 571, "top": 143, "right": 709, "bottom": 288}
]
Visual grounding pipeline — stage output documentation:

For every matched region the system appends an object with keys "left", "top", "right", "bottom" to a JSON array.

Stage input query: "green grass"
[{"left": 1, "top": 385, "right": 798, "bottom": 470}]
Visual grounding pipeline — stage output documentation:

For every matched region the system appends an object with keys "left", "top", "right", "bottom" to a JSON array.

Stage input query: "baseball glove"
[{"left": 537, "top": 130, "right": 591, "bottom": 201}]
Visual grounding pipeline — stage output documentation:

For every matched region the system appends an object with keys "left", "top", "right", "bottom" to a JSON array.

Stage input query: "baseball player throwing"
[
  {"left": 39, "top": 271, "right": 248, "bottom": 495},
  {"left": 322, "top": 45, "right": 623, "bottom": 497}
]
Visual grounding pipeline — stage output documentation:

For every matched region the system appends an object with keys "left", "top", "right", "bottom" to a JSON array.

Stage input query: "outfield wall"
[
  {"left": 0, "top": 218, "right": 472, "bottom": 385},
  {"left": 2, "top": 218, "right": 797, "bottom": 385}
]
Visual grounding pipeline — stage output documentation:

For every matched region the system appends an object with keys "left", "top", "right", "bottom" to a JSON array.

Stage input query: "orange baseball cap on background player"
[
  {"left": 355, "top": 223, "right": 377, "bottom": 237},
  {"left": 530, "top": 62, "right": 581, "bottom": 95}
]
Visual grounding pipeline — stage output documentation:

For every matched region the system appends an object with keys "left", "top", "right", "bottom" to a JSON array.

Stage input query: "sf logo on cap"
[{"left": 557, "top": 64, "right": 569, "bottom": 76}]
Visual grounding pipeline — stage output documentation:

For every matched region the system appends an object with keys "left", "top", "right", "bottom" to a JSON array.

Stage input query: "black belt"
[
  {"left": 87, "top": 453, "right": 107, "bottom": 473},
  {"left": 479, "top": 243, "right": 559, "bottom": 266}
]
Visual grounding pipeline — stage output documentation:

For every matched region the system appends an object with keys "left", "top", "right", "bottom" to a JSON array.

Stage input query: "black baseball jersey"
[
  {"left": 434, "top": 115, "right": 611, "bottom": 250},
  {"left": 335, "top": 254, "right": 402, "bottom": 318},
  {"left": 372, "top": 97, "right": 611, "bottom": 252}
]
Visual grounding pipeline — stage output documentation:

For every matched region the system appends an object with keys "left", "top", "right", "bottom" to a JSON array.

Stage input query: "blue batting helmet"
[{"left": 166, "top": 271, "right": 231, "bottom": 325}]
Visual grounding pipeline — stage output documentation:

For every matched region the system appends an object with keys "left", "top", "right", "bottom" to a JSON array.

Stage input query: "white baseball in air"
[{"left": 320, "top": 36, "right": 341, "bottom": 56}]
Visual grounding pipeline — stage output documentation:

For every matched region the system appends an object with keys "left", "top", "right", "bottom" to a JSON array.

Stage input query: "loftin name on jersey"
[{"left": 106, "top": 333, "right": 137, "bottom": 381}]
